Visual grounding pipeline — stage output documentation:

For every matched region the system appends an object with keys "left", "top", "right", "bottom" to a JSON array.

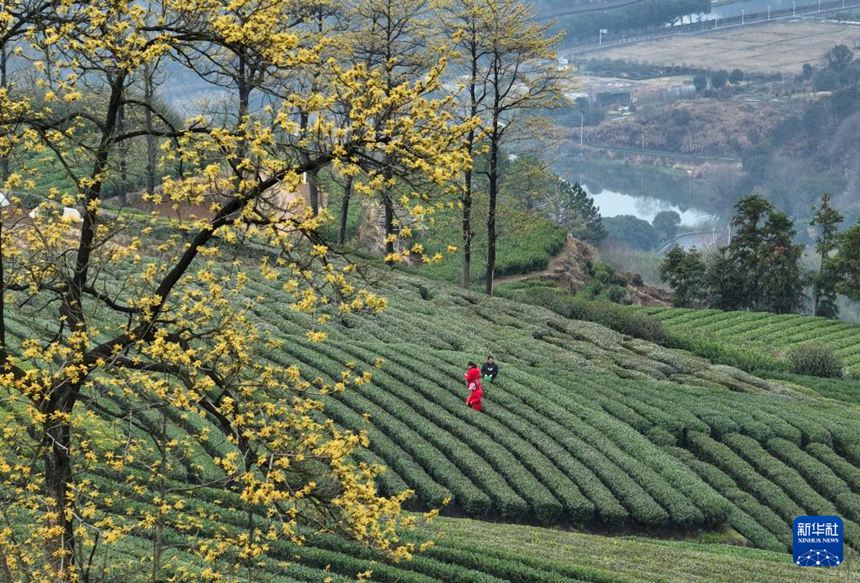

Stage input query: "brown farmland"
[{"left": 594, "top": 21, "right": 860, "bottom": 74}]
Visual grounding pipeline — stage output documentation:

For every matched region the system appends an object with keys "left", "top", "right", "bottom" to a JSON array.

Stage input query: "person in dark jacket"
[{"left": 481, "top": 355, "right": 498, "bottom": 382}]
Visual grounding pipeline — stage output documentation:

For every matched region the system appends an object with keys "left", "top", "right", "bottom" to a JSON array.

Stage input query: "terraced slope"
[
  {"left": 240, "top": 271, "right": 860, "bottom": 555},
  {"left": 631, "top": 306, "right": 860, "bottom": 376},
  {"left": 4, "top": 266, "right": 860, "bottom": 575}
]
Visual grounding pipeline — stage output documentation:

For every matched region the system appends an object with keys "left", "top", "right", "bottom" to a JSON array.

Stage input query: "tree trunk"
[
  {"left": 813, "top": 285, "right": 821, "bottom": 317},
  {"left": 308, "top": 167, "right": 320, "bottom": 217},
  {"left": 461, "top": 167, "right": 472, "bottom": 288},
  {"left": 152, "top": 414, "right": 167, "bottom": 582},
  {"left": 297, "top": 111, "right": 320, "bottom": 217},
  {"left": 144, "top": 63, "right": 157, "bottom": 196},
  {"left": 236, "top": 55, "right": 251, "bottom": 164},
  {"left": 116, "top": 102, "right": 127, "bottom": 205},
  {"left": 43, "top": 396, "right": 75, "bottom": 577},
  {"left": 382, "top": 162, "right": 395, "bottom": 257},
  {"left": 1, "top": 45, "right": 9, "bottom": 183},
  {"left": 485, "top": 134, "right": 498, "bottom": 295},
  {"left": 339, "top": 175, "right": 352, "bottom": 245},
  {"left": 383, "top": 191, "right": 395, "bottom": 257},
  {"left": 462, "top": 34, "right": 479, "bottom": 289}
]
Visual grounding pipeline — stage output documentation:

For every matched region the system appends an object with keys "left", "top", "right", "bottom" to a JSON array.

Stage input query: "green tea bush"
[
  {"left": 806, "top": 443, "right": 860, "bottom": 493},
  {"left": 500, "top": 288, "right": 669, "bottom": 346},
  {"left": 667, "top": 334, "right": 785, "bottom": 374},
  {"left": 636, "top": 306, "right": 860, "bottom": 376},
  {"left": 760, "top": 372, "right": 860, "bottom": 405},
  {"left": 766, "top": 438, "right": 860, "bottom": 523},
  {"left": 787, "top": 345, "right": 844, "bottom": 378}
]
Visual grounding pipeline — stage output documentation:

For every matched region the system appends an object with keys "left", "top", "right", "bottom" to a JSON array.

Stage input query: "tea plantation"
[
  {"left": 3, "top": 267, "right": 859, "bottom": 580},
  {"left": 632, "top": 306, "right": 860, "bottom": 377}
]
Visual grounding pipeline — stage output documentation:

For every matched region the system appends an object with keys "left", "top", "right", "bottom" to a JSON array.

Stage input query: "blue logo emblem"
[{"left": 793, "top": 516, "right": 843, "bottom": 568}]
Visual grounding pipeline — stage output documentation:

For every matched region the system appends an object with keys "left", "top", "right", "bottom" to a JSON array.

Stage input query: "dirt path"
[
  {"left": 494, "top": 235, "right": 673, "bottom": 306},
  {"left": 494, "top": 235, "right": 587, "bottom": 285}
]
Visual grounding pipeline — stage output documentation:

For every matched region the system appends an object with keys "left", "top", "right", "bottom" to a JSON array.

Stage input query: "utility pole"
[
  {"left": 578, "top": 111, "right": 584, "bottom": 145},
  {"left": 768, "top": 5, "right": 771, "bottom": 20},
  {"left": 793, "top": 1, "right": 796, "bottom": 17}
]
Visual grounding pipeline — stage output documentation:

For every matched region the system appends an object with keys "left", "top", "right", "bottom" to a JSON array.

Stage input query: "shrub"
[
  {"left": 606, "top": 285, "right": 626, "bottom": 303},
  {"left": 787, "top": 345, "right": 844, "bottom": 378}
]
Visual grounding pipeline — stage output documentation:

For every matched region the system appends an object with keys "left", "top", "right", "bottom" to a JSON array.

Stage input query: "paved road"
[
  {"left": 575, "top": 144, "right": 742, "bottom": 164},
  {"left": 564, "top": 0, "right": 860, "bottom": 55}
]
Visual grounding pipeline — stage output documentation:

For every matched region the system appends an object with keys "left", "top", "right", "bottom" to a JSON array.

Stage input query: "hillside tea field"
[
  {"left": 249, "top": 271, "right": 860, "bottom": 551},
  {"left": 3, "top": 266, "right": 860, "bottom": 579},
  {"left": 632, "top": 306, "right": 860, "bottom": 377}
]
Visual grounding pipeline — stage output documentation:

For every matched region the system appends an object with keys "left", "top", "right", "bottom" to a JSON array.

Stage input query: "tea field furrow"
[
  {"left": 363, "top": 344, "right": 597, "bottom": 524},
  {"left": 686, "top": 432, "right": 804, "bottom": 525},
  {"left": 666, "top": 446, "right": 788, "bottom": 549},
  {"left": 313, "top": 341, "right": 561, "bottom": 523},
  {"left": 401, "top": 350, "right": 630, "bottom": 526},
  {"left": 766, "top": 438, "right": 860, "bottom": 523}
]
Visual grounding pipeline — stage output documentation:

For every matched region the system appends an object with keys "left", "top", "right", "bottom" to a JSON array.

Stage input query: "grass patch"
[{"left": 415, "top": 196, "right": 567, "bottom": 284}]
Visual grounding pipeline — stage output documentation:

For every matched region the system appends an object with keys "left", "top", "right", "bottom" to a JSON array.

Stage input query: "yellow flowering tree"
[
  {"left": 345, "top": 0, "right": 456, "bottom": 263},
  {"left": 0, "top": 1, "right": 470, "bottom": 580}
]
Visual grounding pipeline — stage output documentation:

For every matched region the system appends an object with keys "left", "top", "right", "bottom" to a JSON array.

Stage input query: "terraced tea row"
[
  {"left": 633, "top": 306, "right": 860, "bottom": 376},
  {"left": 5, "top": 264, "right": 859, "bottom": 571},
  {"left": 234, "top": 272, "right": 860, "bottom": 554},
  {"left": 65, "top": 465, "right": 838, "bottom": 582}
]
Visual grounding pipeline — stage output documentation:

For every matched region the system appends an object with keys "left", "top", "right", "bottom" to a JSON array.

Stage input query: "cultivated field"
[
  {"left": 594, "top": 21, "right": 860, "bottom": 74},
  {"left": 6, "top": 262, "right": 860, "bottom": 578},
  {"left": 635, "top": 306, "right": 860, "bottom": 376}
]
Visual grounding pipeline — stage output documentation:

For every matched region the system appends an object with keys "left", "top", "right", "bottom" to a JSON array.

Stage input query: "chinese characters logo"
[{"left": 793, "top": 516, "right": 843, "bottom": 568}]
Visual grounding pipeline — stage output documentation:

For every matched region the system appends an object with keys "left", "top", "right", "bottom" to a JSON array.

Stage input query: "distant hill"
[{"left": 743, "top": 85, "right": 860, "bottom": 219}]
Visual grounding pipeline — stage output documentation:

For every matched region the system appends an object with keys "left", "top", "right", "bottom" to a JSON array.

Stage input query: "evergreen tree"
[
  {"left": 760, "top": 211, "right": 804, "bottom": 314},
  {"left": 836, "top": 223, "right": 860, "bottom": 302},
  {"left": 719, "top": 195, "right": 773, "bottom": 310},
  {"left": 729, "top": 68, "right": 744, "bottom": 85},
  {"left": 707, "top": 195, "right": 804, "bottom": 313},
  {"left": 810, "top": 193, "right": 843, "bottom": 318},
  {"left": 549, "top": 180, "right": 605, "bottom": 244},
  {"left": 660, "top": 246, "right": 707, "bottom": 308},
  {"left": 710, "top": 69, "right": 729, "bottom": 90},
  {"left": 652, "top": 210, "right": 681, "bottom": 241},
  {"left": 704, "top": 249, "right": 738, "bottom": 310}
]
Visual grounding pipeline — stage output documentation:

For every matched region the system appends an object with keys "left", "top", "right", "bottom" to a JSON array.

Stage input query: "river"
[{"left": 583, "top": 185, "right": 717, "bottom": 227}]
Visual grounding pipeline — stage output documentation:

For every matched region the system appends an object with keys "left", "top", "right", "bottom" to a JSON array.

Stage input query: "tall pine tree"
[
  {"left": 761, "top": 211, "right": 804, "bottom": 314},
  {"left": 709, "top": 195, "right": 803, "bottom": 313},
  {"left": 810, "top": 193, "right": 844, "bottom": 318},
  {"left": 554, "top": 180, "right": 605, "bottom": 244}
]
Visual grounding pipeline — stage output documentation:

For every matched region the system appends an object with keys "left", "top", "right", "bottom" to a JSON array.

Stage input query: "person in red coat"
[{"left": 464, "top": 362, "right": 483, "bottom": 412}]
